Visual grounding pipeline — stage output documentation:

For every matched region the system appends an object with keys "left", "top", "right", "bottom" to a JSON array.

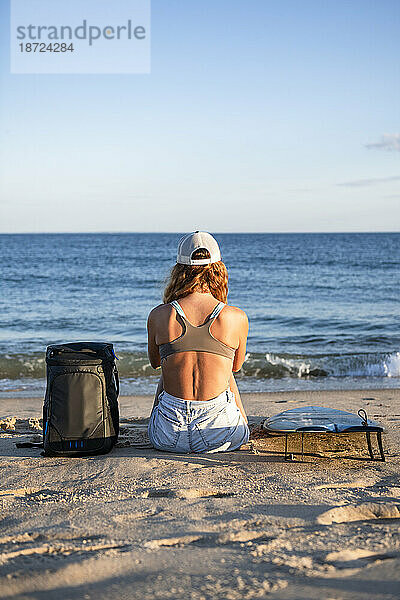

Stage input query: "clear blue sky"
[{"left": 0, "top": 0, "right": 399, "bottom": 232}]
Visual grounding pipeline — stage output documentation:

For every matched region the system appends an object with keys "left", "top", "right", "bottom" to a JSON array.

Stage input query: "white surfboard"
[{"left": 263, "top": 406, "right": 384, "bottom": 433}]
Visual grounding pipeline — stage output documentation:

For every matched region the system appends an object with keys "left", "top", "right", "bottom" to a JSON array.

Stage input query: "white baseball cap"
[{"left": 176, "top": 231, "right": 221, "bottom": 266}]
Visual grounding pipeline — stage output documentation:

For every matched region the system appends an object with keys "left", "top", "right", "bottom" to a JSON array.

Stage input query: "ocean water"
[{"left": 0, "top": 232, "right": 399, "bottom": 397}]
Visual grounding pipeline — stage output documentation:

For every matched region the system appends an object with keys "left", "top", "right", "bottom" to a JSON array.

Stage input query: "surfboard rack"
[
  {"left": 262, "top": 406, "right": 386, "bottom": 462},
  {"left": 279, "top": 429, "right": 385, "bottom": 462}
]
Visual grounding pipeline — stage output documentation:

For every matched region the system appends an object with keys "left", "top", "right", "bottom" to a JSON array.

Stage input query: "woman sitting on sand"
[{"left": 147, "top": 231, "right": 250, "bottom": 453}]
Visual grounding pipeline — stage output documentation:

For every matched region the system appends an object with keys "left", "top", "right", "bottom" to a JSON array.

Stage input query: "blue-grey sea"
[{"left": 0, "top": 233, "right": 399, "bottom": 397}]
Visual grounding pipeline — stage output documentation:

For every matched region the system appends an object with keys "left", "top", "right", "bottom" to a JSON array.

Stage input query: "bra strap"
[
  {"left": 171, "top": 300, "right": 225, "bottom": 323},
  {"left": 208, "top": 302, "right": 225, "bottom": 322},
  {"left": 170, "top": 300, "right": 188, "bottom": 321}
]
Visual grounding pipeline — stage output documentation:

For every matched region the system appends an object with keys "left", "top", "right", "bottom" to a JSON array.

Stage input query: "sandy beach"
[{"left": 0, "top": 389, "right": 399, "bottom": 600}]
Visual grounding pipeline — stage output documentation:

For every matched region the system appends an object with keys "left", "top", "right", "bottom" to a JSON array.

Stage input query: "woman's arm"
[
  {"left": 230, "top": 309, "right": 249, "bottom": 422},
  {"left": 147, "top": 308, "right": 163, "bottom": 415},
  {"left": 229, "top": 373, "right": 248, "bottom": 423},
  {"left": 151, "top": 375, "right": 164, "bottom": 413},
  {"left": 232, "top": 310, "right": 249, "bottom": 373},
  {"left": 147, "top": 308, "right": 161, "bottom": 369}
]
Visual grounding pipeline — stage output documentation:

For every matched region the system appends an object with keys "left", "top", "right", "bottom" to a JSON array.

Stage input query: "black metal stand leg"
[
  {"left": 301, "top": 432, "right": 304, "bottom": 460},
  {"left": 284, "top": 434, "right": 288, "bottom": 460},
  {"left": 377, "top": 432, "right": 385, "bottom": 462},
  {"left": 366, "top": 432, "right": 374, "bottom": 460}
]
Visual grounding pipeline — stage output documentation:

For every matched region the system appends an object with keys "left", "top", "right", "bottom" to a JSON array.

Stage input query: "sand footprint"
[
  {"left": 0, "top": 539, "right": 125, "bottom": 563},
  {"left": 317, "top": 501, "right": 400, "bottom": 524},
  {"left": 0, "top": 417, "right": 42, "bottom": 434},
  {"left": 0, "top": 487, "right": 41, "bottom": 498},
  {"left": 325, "top": 548, "right": 398, "bottom": 567},
  {"left": 141, "top": 488, "right": 234, "bottom": 499},
  {"left": 113, "top": 509, "right": 160, "bottom": 523},
  {"left": 145, "top": 530, "right": 272, "bottom": 549},
  {"left": 0, "top": 488, "right": 70, "bottom": 505},
  {"left": 314, "top": 478, "right": 376, "bottom": 490}
]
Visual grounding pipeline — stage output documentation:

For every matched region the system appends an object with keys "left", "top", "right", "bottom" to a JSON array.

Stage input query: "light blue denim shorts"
[{"left": 148, "top": 388, "right": 250, "bottom": 453}]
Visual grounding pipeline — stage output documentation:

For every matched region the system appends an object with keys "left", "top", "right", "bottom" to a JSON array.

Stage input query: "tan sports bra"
[{"left": 159, "top": 300, "right": 236, "bottom": 361}]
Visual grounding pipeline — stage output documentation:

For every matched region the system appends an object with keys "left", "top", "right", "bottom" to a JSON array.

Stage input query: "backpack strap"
[{"left": 113, "top": 366, "right": 120, "bottom": 397}]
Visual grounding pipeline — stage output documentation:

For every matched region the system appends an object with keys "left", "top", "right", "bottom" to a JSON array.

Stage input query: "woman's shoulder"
[
  {"left": 148, "top": 303, "right": 174, "bottom": 323},
  {"left": 221, "top": 304, "right": 248, "bottom": 324},
  {"left": 148, "top": 303, "right": 170, "bottom": 315}
]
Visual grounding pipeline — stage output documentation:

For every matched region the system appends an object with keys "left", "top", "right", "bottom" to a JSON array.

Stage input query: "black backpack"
[{"left": 43, "top": 342, "right": 119, "bottom": 456}]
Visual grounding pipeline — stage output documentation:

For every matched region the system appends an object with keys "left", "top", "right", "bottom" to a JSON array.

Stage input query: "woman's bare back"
[{"left": 147, "top": 292, "right": 248, "bottom": 401}]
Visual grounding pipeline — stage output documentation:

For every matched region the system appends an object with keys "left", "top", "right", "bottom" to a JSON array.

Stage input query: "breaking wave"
[{"left": 0, "top": 350, "right": 399, "bottom": 381}]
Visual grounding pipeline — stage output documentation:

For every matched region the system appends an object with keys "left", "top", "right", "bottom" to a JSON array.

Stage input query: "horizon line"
[{"left": 0, "top": 230, "right": 399, "bottom": 235}]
